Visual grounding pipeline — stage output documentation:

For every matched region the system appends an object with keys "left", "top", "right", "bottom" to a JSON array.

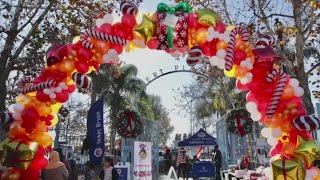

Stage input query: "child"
[{"left": 99, "top": 157, "right": 119, "bottom": 180}]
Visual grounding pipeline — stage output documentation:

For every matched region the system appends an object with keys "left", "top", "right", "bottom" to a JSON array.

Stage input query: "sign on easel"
[
  {"left": 114, "top": 162, "right": 130, "bottom": 180},
  {"left": 133, "top": 141, "right": 152, "bottom": 180},
  {"left": 167, "top": 166, "right": 178, "bottom": 180}
]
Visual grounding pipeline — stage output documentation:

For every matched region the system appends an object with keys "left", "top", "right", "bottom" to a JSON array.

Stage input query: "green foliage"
[{"left": 136, "top": 95, "right": 155, "bottom": 121}]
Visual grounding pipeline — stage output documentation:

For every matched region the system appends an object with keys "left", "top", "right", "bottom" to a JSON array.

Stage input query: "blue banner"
[{"left": 87, "top": 98, "right": 104, "bottom": 164}]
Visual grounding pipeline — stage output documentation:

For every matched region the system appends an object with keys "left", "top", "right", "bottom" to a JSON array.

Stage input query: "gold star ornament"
[
  {"left": 195, "top": 8, "right": 221, "bottom": 27},
  {"left": 134, "top": 15, "right": 157, "bottom": 43},
  {"left": 294, "top": 136, "right": 320, "bottom": 167}
]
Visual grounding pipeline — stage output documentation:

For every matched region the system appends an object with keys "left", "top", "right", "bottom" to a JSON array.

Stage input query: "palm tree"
[{"left": 94, "top": 64, "right": 145, "bottom": 152}]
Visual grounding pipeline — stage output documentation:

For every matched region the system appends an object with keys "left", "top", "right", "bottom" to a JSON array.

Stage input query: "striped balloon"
[
  {"left": 293, "top": 115, "right": 320, "bottom": 132},
  {"left": 186, "top": 46, "right": 203, "bottom": 66},
  {"left": 80, "top": 29, "right": 128, "bottom": 49},
  {"left": 120, "top": 1, "right": 138, "bottom": 16},
  {"left": 255, "top": 34, "right": 276, "bottom": 48},
  {"left": 0, "top": 112, "right": 14, "bottom": 129},
  {"left": 266, "top": 69, "right": 287, "bottom": 118},
  {"left": 16, "top": 80, "right": 57, "bottom": 94},
  {"left": 225, "top": 26, "right": 249, "bottom": 71},
  {"left": 16, "top": 76, "right": 33, "bottom": 88},
  {"left": 72, "top": 72, "right": 93, "bottom": 90}
]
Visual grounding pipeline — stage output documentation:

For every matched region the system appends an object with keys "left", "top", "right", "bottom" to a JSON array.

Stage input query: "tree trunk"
[
  {"left": 0, "top": 77, "right": 7, "bottom": 112},
  {"left": 292, "top": 2, "right": 315, "bottom": 114}
]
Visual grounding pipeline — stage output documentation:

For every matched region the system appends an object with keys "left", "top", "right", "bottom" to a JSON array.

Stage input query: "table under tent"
[{"left": 177, "top": 128, "right": 217, "bottom": 179}]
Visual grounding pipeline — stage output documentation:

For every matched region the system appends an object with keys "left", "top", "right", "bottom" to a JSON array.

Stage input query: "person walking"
[
  {"left": 99, "top": 157, "right": 119, "bottom": 180},
  {"left": 41, "top": 151, "right": 69, "bottom": 180},
  {"left": 163, "top": 148, "right": 172, "bottom": 173},
  {"left": 176, "top": 147, "right": 188, "bottom": 180},
  {"left": 212, "top": 145, "right": 222, "bottom": 180},
  {"left": 68, "top": 159, "right": 79, "bottom": 180},
  {"left": 56, "top": 147, "right": 71, "bottom": 173}
]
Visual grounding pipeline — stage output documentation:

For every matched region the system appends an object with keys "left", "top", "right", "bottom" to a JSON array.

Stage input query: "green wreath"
[
  {"left": 116, "top": 110, "right": 143, "bottom": 138},
  {"left": 226, "top": 108, "right": 253, "bottom": 137}
]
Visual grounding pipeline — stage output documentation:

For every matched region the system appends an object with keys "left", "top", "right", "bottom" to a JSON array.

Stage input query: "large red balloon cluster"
[{"left": 0, "top": 1, "right": 319, "bottom": 179}]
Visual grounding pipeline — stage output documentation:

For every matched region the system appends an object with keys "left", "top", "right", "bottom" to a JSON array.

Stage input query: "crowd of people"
[
  {"left": 161, "top": 144, "right": 222, "bottom": 180},
  {"left": 41, "top": 148, "right": 119, "bottom": 180}
]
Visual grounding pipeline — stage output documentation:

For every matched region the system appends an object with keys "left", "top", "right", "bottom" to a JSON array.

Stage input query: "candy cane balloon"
[
  {"left": 293, "top": 115, "right": 320, "bottom": 132},
  {"left": 255, "top": 34, "right": 276, "bottom": 48},
  {"left": 72, "top": 72, "right": 93, "bottom": 90},
  {"left": 120, "top": 0, "right": 138, "bottom": 16},
  {"left": 266, "top": 69, "right": 287, "bottom": 118},
  {"left": 186, "top": 46, "right": 203, "bottom": 66},
  {"left": 16, "top": 80, "right": 57, "bottom": 94},
  {"left": 16, "top": 76, "right": 33, "bottom": 87},
  {"left": 225, "top": 26, "right": 249, "bottom": 71},
  {"left": 80, "top": 29, "right": 128, "bottom": 49}
]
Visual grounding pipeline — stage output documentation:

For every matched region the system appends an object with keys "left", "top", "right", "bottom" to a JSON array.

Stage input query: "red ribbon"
[
  {"left": 125, "top": 111, "right": 135, "bottom": 130},
  {"left": 280, "top": 154, "right": 291, "bottom": 180},
  {"left": 235, "top": 113, "right": 245, "bottom": 137}
]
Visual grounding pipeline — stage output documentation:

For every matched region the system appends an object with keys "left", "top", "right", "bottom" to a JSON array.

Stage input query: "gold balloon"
[
  {"left": 271, "top": 154, "right": 306, "bottom": 180},
  {"left": 134, "top": 15, "right": 157, "bottom": 43},
  {"left": 295, "top": 136, "right": 320, "bottom": 167},
  {"left": 196, "top": 8, "right": 221, "bottom": 26}
]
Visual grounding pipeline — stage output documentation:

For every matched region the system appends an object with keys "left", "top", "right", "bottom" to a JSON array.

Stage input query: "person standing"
[
  {"left": 41, "top": 151, "right": 69, "bottom": 180},
  {"left": 99, "top": 157, "right": 119, "bottom": 180},
  {"left": 176, "top": 147, "right": 188, "bottom": 180},
  {"left": 56, "top": 148, "right": 71, "bottom": 173},
  {"left": 163, "top": 148, "right": 172, "bottom": 173},
  {"left": 212, "top": 145, "right": 222, "bottom": 180}
]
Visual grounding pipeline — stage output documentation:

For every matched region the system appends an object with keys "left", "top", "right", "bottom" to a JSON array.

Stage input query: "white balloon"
[
  {"left": 263, "top": 167, "right": 272, "bottom": 179},
  {"left": 246, "top": 63, "right": 253, "bottom": 70},
  {"left": 261, "top": 128, "right": 270, "bottom": 138},
  {"left": 49, "top": 93, "right": 56, "bottom": 99},
  {"left": 8, "top": 104, "right": 15, "bottom": 113},
  {"left": 251, "top": 112, "right": 262, "bottom": 121},
  {"left": 267, "top": 137, "right": 278, "bottom": 146},
  {"left": 240, "top": 78, "right": 249, "bottom": 84},
  {"left": 49, "top": 87, "right": 55, "bottom": 92},
  {"left": 209, "top": 56, "right": 219, "bottom": 66},
  {"left": 289, "top": 78, "right": 299, "bottom": 87},
  {"left": 102, "top": 54, "right": 112, "bottom": 63},
  {"left": 48, "top": 131, "right": 56, "bottom": 139},
  {"left": 207, "top": 35, "right": 214, "bottom": 42},
  {"left": 55, "top": 87, "right": 62, "bottom": 93},
  {"left": 14, "top": 103, "right": 25, "bottom": 113},
  {"left": 224, "top": 30, "right": 231, "bottom": 37},
  {"left": 216, "top": 49, "right": 226, "bottom": 59},
  {"left": 103, "top": 14, "right": 114, "bottom": 24},
  {"left": 108, "top": 49, "right": 118, "bottom": 57},
  {"left": 212, "top": 31, "right": 219, "bottom": 38},
  {"left": 217, "top": 58, "right": 225, "bottom": 69},
  {"left": 95, "top": 18, "right": 105, "bottom": 28},
  {"left": 246, "top": 102, "right": 257, "bottom": 112},
  {"left": 294, "top": 87, "right": 304, "bottom": 97},
  {"left": 12, "top": 112, "right": 21, "bottom": 120},
  {"left": 271, "top": 128, "right": 283, "bottom": 138},
  {"left": 240, "top": 61, "right": 247, "bottom": 67},
  {"left": 59, "top": 82, "right": 68, "bottom": 90},
  {"left": 171, "top": 51, "right": 181, "bottom": 58},
  {"left": 246, "top": 73, "right": 253, "bottom": 79},
  {"left": 208, "top": 27, "right": 215, "bottom": 34}
]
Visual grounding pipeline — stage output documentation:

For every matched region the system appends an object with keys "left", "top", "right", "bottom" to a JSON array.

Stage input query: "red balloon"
[
  {"left": 21, "top": 108, "right": 40, "bottom": 123},
  {"left": 234, "top": 50, "right": 246, "bottom": 65},
  {"left": 75, "top": 61, "right": 89, "bottom": 74},
  {"left": 55, "top": 91, "right": 69, "bottom": 103},
  {"left": 77, "top": 48, "right": 93, "bottom": 62},
  {"left": 236, "top": 79, "right": 250, "bottom": 91},
  {"left": 214, "top": 22, "right": 226, "bottom": 33},
  {"left": 97, "top": 23, "right": 113, "bottom": 34},
  {"left": 147, "top": 38, "right": 159, "bottom": 49},
  {"left": 36, "top": 91, "right": 50, "bottom": 102},
  {"left": 188, "top": 13, "right": 199, "bottom": 29},
  {"left": 67, "top": 84, "right": 76, "bottom": 93},
  {"left": 121, "top": 14, "right": 137, "bottom": 28}
]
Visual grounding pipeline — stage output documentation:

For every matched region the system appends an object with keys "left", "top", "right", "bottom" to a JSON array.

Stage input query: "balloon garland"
[
  {"left": 226, "top": 108, "right": 253, "bottom": 137},
  {"left": 0, "top": 1, "right": 319, "bottom": 179},
  {"left": 116, "top": 110, "right": 142, "bottom": 138}
]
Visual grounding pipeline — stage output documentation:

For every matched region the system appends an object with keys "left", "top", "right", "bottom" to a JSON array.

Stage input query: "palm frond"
[{"left": 122, "top": 78, "right": 146, "bottom": 95}]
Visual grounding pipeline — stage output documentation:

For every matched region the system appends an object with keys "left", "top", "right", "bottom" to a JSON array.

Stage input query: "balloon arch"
[{"left": 0, "top": 1, "right": 320, "bottom": 179}]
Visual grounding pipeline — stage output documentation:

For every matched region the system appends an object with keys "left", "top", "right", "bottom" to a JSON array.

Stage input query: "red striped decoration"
[
  {"left": 16, "top": 76, "right": 33, "bottom": 88},
  {"left": 255, "top": 34, "right": 276, "bottom": 48},
  {"left": 72, "top": 72, "right": 93, "bottom": 90},
  {"left": 120, "top": 1, "right": 138, "bottom": 16},
  {"left": 266, "top": 69, "right": 287, "bottom": 118},
  {"left": 80, "top": 29, "right": 128, "bottom": 49},
  {"left": 16, "top": 80, "right": 57, "bottom": 94},
  {"left": 293, "top": 115, "right": 320, "bottom": 132},
  {"left": 186, "top": 46, "right": 202, "bottom": 66},
  {"left": 225, "top": 26, "right": 249, "bottom": 71}
]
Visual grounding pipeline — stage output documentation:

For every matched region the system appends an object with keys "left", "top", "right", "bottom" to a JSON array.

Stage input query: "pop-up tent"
[{"left": 178, "top": 128, "right": 216, "bottom": 146}]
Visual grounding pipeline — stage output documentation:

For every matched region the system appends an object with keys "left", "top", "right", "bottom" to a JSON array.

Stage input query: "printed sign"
[{"left": 133, "top": 141, "right": 152, "bottom": 180}]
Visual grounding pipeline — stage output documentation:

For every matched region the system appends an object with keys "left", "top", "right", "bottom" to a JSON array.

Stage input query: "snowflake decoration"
[
  {"left": 183, "top": 22, "right": 188, "bottom": 29},
  {"left": 177, "top": 39, "right": 184, "bottom": 47},
  {"left": 160, "top": 44, "right": 167, "bottom": 50},
  {"left": 164, "top": 27, "right": 168, "bottom": 34},
  {"left": 159, "top": 34, "right": 165, "bottom": 41},
  {"left": 180, "top": 30, "right": 187, "bottom": 38},
  {"left": 175, "top": 23, "right": 181, "bottom": 29},
  {"left": 158, "top": 13, "right": 164, "bottom": 19}
]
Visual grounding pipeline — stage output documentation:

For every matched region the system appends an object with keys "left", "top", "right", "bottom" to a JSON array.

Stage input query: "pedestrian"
[
  {"left": 56, "top": 147, "right": 71, "bottom": 173},
  {"left": 41, "top": 151, "right": 69, "bottom": 180},
  {"left": 211, "top": 145, "right": 222, "bottom": 180},
  {"left": 99, "top": 157, "right": 119, "bottom": 180},
  {"left": 176, "top": 147, "right": 188, "bottom": 180},
  {"left": 85, "top": 161, "right": 97, "bottom": 180},
  {"left": 163, "top": 148, "right": 172, "bottom": 173},
  {"left": 68, "top": 159, "right": 78, "bottom": 180}
]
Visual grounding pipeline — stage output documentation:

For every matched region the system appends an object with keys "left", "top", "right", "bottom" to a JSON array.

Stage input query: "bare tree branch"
[
  {"left": 17, "top": 0, "right": 45, "bottom": 32},
  {"left": 307, "top": 61, "right": 320, "bottom": 75}
]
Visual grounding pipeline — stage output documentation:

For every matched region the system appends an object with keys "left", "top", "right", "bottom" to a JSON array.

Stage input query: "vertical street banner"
[
  {"left": 133, "top": 141, "right": 152, "bottom": 180},
  {"left": 87, "top": 98, "right": 104, "bottom": 164}
]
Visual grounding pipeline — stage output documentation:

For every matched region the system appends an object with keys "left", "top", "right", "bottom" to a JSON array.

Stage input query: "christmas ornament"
[
  {"left": 72, "top": 72, "right": 93, "bottom": 90},
  {"left": 293, "top": 115, "right": 320, "bottom": 132},
  {"left": 135, "top": 15, "right": 157, "bottom": 43},
  {"left": 195, "top": 8, "right": 221, "bottom": 26},
  {"left": 186, "top": 46, "right": 202, "bottom": 66},
  {"left": 120, "top": 0, "right": 138, "bottom": 16}
]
